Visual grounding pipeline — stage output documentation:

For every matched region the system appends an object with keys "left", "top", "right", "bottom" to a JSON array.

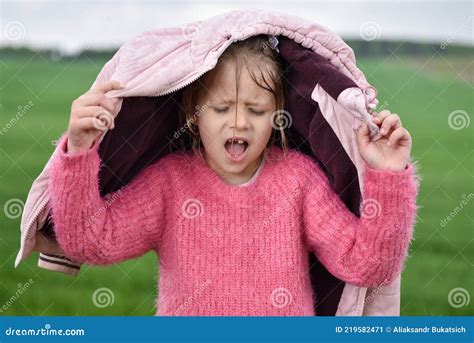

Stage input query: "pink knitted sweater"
[{"left": 48, "top": 134, "right": 419, "bottom": 316}]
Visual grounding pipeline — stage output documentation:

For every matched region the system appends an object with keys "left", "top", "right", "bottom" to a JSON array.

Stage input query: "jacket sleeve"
[
  {"left": 47, "top": 134, "right": 168, "bottom": 265},
  {"left": 300, "top": 156, "right": 420, "bottom": 287}
]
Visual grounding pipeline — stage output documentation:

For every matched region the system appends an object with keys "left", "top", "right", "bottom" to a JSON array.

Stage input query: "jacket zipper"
[
  {"left": 17, "top": 197, "right": 49, "bottom": 265},
  {"left": 151, "top": 37, "right": 233, "bottom": 97},
  {"left": 151, "top": 68, "right": 213, "bottom": 97}
]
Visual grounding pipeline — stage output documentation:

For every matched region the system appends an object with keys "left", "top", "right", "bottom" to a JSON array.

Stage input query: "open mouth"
[{"left": 224, "top": 138, "right": 249, "bottom": 161}]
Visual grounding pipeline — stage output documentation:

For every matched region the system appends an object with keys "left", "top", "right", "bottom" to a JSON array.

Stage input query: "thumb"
[{"left": 354, "top": 122, "right": 370, "bottom": 148}]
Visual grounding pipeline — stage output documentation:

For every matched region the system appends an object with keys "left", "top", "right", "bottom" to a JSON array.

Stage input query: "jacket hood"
[{"left": 101, "top": 9, "right": 371, "bottom": 98}]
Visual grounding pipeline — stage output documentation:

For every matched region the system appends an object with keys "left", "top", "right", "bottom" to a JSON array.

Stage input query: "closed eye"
[
  {"left": 213, "top": 106, "right": 229, "bottom": 114},
  {"left": 249, "top": 108, "right": 265, "bottom": 115}
]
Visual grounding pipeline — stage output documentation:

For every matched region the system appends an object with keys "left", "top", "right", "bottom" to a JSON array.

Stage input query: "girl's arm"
[
  {"left": 48, "top": 134, "right": 168, "bottom": 265},
  {"left": 301, "top": 158, "right": 420, "bottom": 288}
]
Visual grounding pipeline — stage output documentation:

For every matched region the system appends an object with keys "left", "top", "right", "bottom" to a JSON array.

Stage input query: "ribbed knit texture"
[{"left": 48, "top": 134, "right": 420, "bottom": 316}]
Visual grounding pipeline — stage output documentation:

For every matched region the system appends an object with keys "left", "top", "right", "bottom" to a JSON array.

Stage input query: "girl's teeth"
[{"left": 227, "top": 139, "right": 246, "bottom": 144}]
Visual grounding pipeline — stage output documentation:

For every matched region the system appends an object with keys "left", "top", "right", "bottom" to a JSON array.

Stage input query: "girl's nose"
[{"left": 229, "top": 109, "right": 250, "bottom": 129}]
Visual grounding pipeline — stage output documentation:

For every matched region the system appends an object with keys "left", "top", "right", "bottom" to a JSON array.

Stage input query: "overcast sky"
[{"left": 0, "top": 0, "right": 472, "bottom": 54}]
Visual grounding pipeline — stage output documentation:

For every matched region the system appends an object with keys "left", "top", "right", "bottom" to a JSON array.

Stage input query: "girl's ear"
[{"left": 186, "top": 115, "right": 199, "bottom": 136}]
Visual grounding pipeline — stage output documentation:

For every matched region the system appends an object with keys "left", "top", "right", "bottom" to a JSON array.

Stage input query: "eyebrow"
[{"left": 215, "top": 99, "right": 264, "bottom": 106}]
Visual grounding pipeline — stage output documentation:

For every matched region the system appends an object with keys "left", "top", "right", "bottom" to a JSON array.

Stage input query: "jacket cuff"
[{"left": 38, "top": 253, "right": 81, "bottom": 276}]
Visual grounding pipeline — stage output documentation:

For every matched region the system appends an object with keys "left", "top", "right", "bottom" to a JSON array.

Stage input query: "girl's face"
[{"left": 196, "top": 59, "right": 276, "bottom": 185}]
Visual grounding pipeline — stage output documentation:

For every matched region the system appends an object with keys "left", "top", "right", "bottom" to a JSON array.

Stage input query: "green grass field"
[{"left": 0, "top": 50, "right": 472, "bottom": 316}]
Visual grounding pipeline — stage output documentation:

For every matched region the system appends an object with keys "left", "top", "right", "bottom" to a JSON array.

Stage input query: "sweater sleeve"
[
  {"left": 47, "top": 134, "right": 168, "bottom": 266},
  {"left": 301, "top": 156, "right": 420, "bottom": 288}
]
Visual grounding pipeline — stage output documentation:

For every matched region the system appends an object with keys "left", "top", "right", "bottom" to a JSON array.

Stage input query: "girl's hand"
[
  {"left": 66, "top": 80, "right": 124, "bottom": 153},
  {"left": 355, "top": 110, "right": 412, "bottom": 172}
]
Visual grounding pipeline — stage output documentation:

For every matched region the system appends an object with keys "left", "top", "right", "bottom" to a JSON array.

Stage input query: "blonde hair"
[{"left": 180, "top": 34, "right": 289, "bottom": 162}]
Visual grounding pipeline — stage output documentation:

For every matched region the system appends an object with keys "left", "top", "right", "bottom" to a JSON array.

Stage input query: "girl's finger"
[
  {"left": 74, "top": 117, "right": 108, "bottom": 132},
  {"left": 76, "top": 93, "right": 117, "bottom": 113},
  {"left": 374, "top": 110, "right": 391, "bottom": 121},
  {"left": 75, "top": 106, "right": 107, "bottom": 118},
  {"left": 380, "top": 113, "right": 401, "bottom": 135},
  {"left": 91, "top": 80, "right": 124, "bottom": 94},
  {"left": 355, "top": 122, "right": 370, "bottom": 147},
  {"left": 387, "top": 127, "right": 410, "bottom": 146}
]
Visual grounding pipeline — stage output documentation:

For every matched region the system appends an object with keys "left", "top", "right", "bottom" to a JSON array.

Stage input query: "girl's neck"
[{"left": 205, "top": 153, "right": 265, "bottom": 186}]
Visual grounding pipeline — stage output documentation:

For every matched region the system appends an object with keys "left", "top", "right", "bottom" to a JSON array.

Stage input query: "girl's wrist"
[
  {"left": 373, "top": 165, "right": 407, "bottom": 172},
  {"left": 365, "top": 160, "right": 409, "bottom": 173}
]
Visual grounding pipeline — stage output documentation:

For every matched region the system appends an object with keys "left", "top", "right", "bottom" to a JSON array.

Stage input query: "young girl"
[{"left": 48, "top": 35, "right": 419, "bottom": 316}]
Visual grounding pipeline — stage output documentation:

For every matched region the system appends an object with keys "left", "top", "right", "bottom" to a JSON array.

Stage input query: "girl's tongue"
[{"left": 225, "top": 141, "right": 248, "bottom": 156}]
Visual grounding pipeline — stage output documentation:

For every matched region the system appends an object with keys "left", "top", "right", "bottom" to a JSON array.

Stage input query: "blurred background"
[{"left": 0, "top": 0, "right": 472, "bottom": 316}]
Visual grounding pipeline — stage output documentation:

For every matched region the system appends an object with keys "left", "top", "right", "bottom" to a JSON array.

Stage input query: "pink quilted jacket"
[{"left": 16, "top": 9, "right": 419, "bottom": 316}]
